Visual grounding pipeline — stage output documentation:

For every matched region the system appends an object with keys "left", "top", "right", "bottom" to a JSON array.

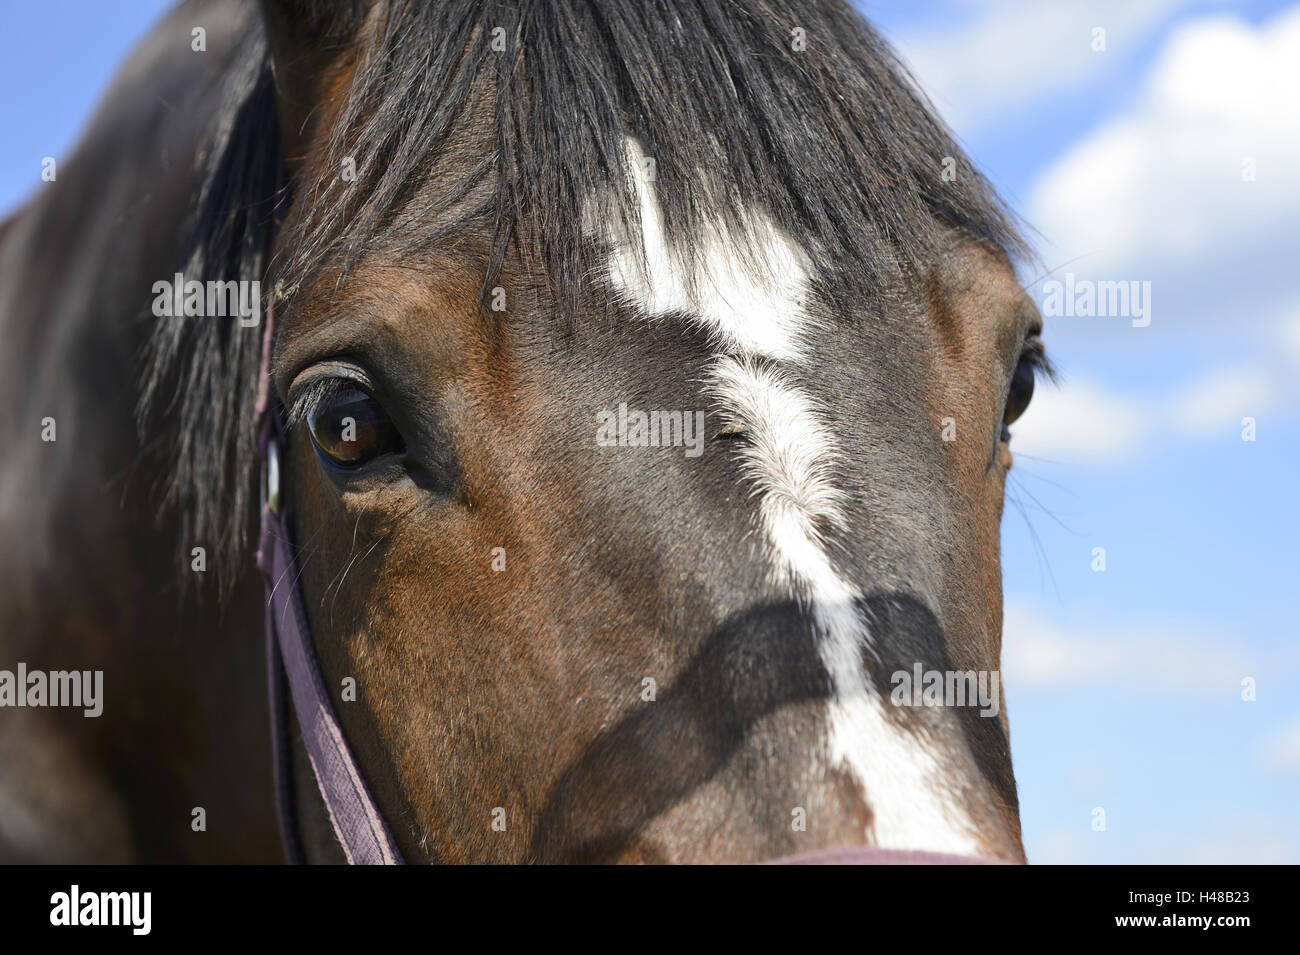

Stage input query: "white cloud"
[
  {"left": 893, "top": 0, "right": 1194, "bottom": 134},
  {"left": 1285, "top": 309, "right": 1300, "bottom": 363},
  {"left": 1002, "top": 598, "right": 1261, "bottom": 695},
  {"left": 1013, "top": 309, "right": 1300, "bottom": 464},
  {"left": 1029, "top": 8, "right": 1300, "bottom": 273},
  {"left": 1011, "top": 376, "right": 1150, "bottom": 464},
  {"left": 1262, "top": 719, "right": 1300, "bottom": 774},
  {"left": 1168, "top": 363, "right": 1282, "bottom": 435},
  {"left": 902, "top": 8, "right": 1300, "bottom": 463}
]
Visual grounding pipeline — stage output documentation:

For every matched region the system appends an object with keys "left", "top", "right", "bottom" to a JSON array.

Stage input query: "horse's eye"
[
  {"left": 307, "top": 385, "right": 404, "bottom": 468},
  {"left": 1002, "top": 354, "right": 1036, "bottom": 429}
]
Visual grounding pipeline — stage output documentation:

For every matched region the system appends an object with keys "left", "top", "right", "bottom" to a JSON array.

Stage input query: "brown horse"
[{"left": 0, "top": 0, "right": 1046, "bottom": 863}]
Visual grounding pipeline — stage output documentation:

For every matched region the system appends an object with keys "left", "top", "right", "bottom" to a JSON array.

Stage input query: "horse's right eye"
[
  {"left": 307, "top": 385, "right": 405, "bottom": 469},
  {"left": 1002, "top": 355, "right": 1036, "bottom": 428},
  {"left": 1001, "top": 335, "right": 1049, "bottom": 443}
]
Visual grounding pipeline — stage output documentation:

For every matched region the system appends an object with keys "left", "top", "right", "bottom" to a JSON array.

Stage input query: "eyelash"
[
  {"left": 1019, "top": 336, "right": 1053, "bottom": 380},
  {"left": 286, "top": 374, "right": 368, "bottom": 428}
]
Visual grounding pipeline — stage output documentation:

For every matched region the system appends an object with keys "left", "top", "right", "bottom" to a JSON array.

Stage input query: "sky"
[{"left": 1, "top": 1, "right": 1295, "bottom": 863}]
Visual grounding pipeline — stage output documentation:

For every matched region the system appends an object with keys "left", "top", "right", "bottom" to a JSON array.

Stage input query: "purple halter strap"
[{"left": 255, "top": 298, "right": 405, "bottom": 865}]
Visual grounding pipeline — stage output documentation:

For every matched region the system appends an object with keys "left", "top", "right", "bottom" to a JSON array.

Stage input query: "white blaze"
[{"left": 596, "top": 139, "right": 982, "bottom": 854}]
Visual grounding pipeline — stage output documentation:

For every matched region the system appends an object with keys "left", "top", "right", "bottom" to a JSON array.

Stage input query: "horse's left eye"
[{"left": 307, "top": 385, "right": 405, "bottom": 468}]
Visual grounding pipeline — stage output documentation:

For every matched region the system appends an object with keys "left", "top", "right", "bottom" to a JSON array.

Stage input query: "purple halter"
[{"left": 255, "top": 298, "right": 405, "bottom": 865}]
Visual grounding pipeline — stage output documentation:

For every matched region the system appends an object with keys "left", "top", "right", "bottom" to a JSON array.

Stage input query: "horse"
[{"left": 0, "top": 0, "right": 1047, "bottom": 863}]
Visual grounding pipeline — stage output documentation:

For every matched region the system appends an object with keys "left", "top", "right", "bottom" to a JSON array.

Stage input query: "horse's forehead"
[{"left": 587, "top": 139, "right": 815, "bottom": 361}]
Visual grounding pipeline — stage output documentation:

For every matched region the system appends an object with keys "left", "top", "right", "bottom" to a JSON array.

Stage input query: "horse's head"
[{"left": 214, "top": 0, "right": 1047, "bottom": 863}]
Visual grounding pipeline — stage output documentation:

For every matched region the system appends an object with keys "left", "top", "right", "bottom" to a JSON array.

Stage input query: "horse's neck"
[
  {"left": 0, "top": 3, "right": 279, "bottom": 862},
  {"left": 0, "top": 6, "right": 249, "bottom": 598}
]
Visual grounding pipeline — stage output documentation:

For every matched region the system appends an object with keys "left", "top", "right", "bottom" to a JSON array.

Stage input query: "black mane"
[{"left": 142, "top": 0, "right": 1027, "bottom": 585}]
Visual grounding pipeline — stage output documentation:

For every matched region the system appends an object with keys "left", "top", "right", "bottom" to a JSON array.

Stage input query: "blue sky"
[{"left": 2, "top": 2, "right": 1295, "bottom": 863}]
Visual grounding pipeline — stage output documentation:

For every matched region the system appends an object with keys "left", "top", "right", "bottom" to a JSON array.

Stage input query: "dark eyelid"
[
  {"left": 992, "top": 333, "right": 1052, "bottom": 462},
  {"left": 285, "top": 360, "right": 378, "bottom": 427},
  {"left": 1020, "top": 334, "right": 1055, "bottom": 381},
  {"left": 997, "top": 333, "right": 1051, "bottom": 402}
]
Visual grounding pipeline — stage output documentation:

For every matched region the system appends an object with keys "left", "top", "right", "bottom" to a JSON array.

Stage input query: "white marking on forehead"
[
  {"left": 596, "top": 138, "right": 982, "bottom": 855},
  {"left": 600, "top": 140, "right": 810, "bottom": 362}
]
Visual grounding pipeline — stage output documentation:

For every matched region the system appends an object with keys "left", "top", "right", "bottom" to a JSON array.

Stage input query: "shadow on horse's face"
[{"left": 259, "top": 0, "right": 1043, "bottom": 863}]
